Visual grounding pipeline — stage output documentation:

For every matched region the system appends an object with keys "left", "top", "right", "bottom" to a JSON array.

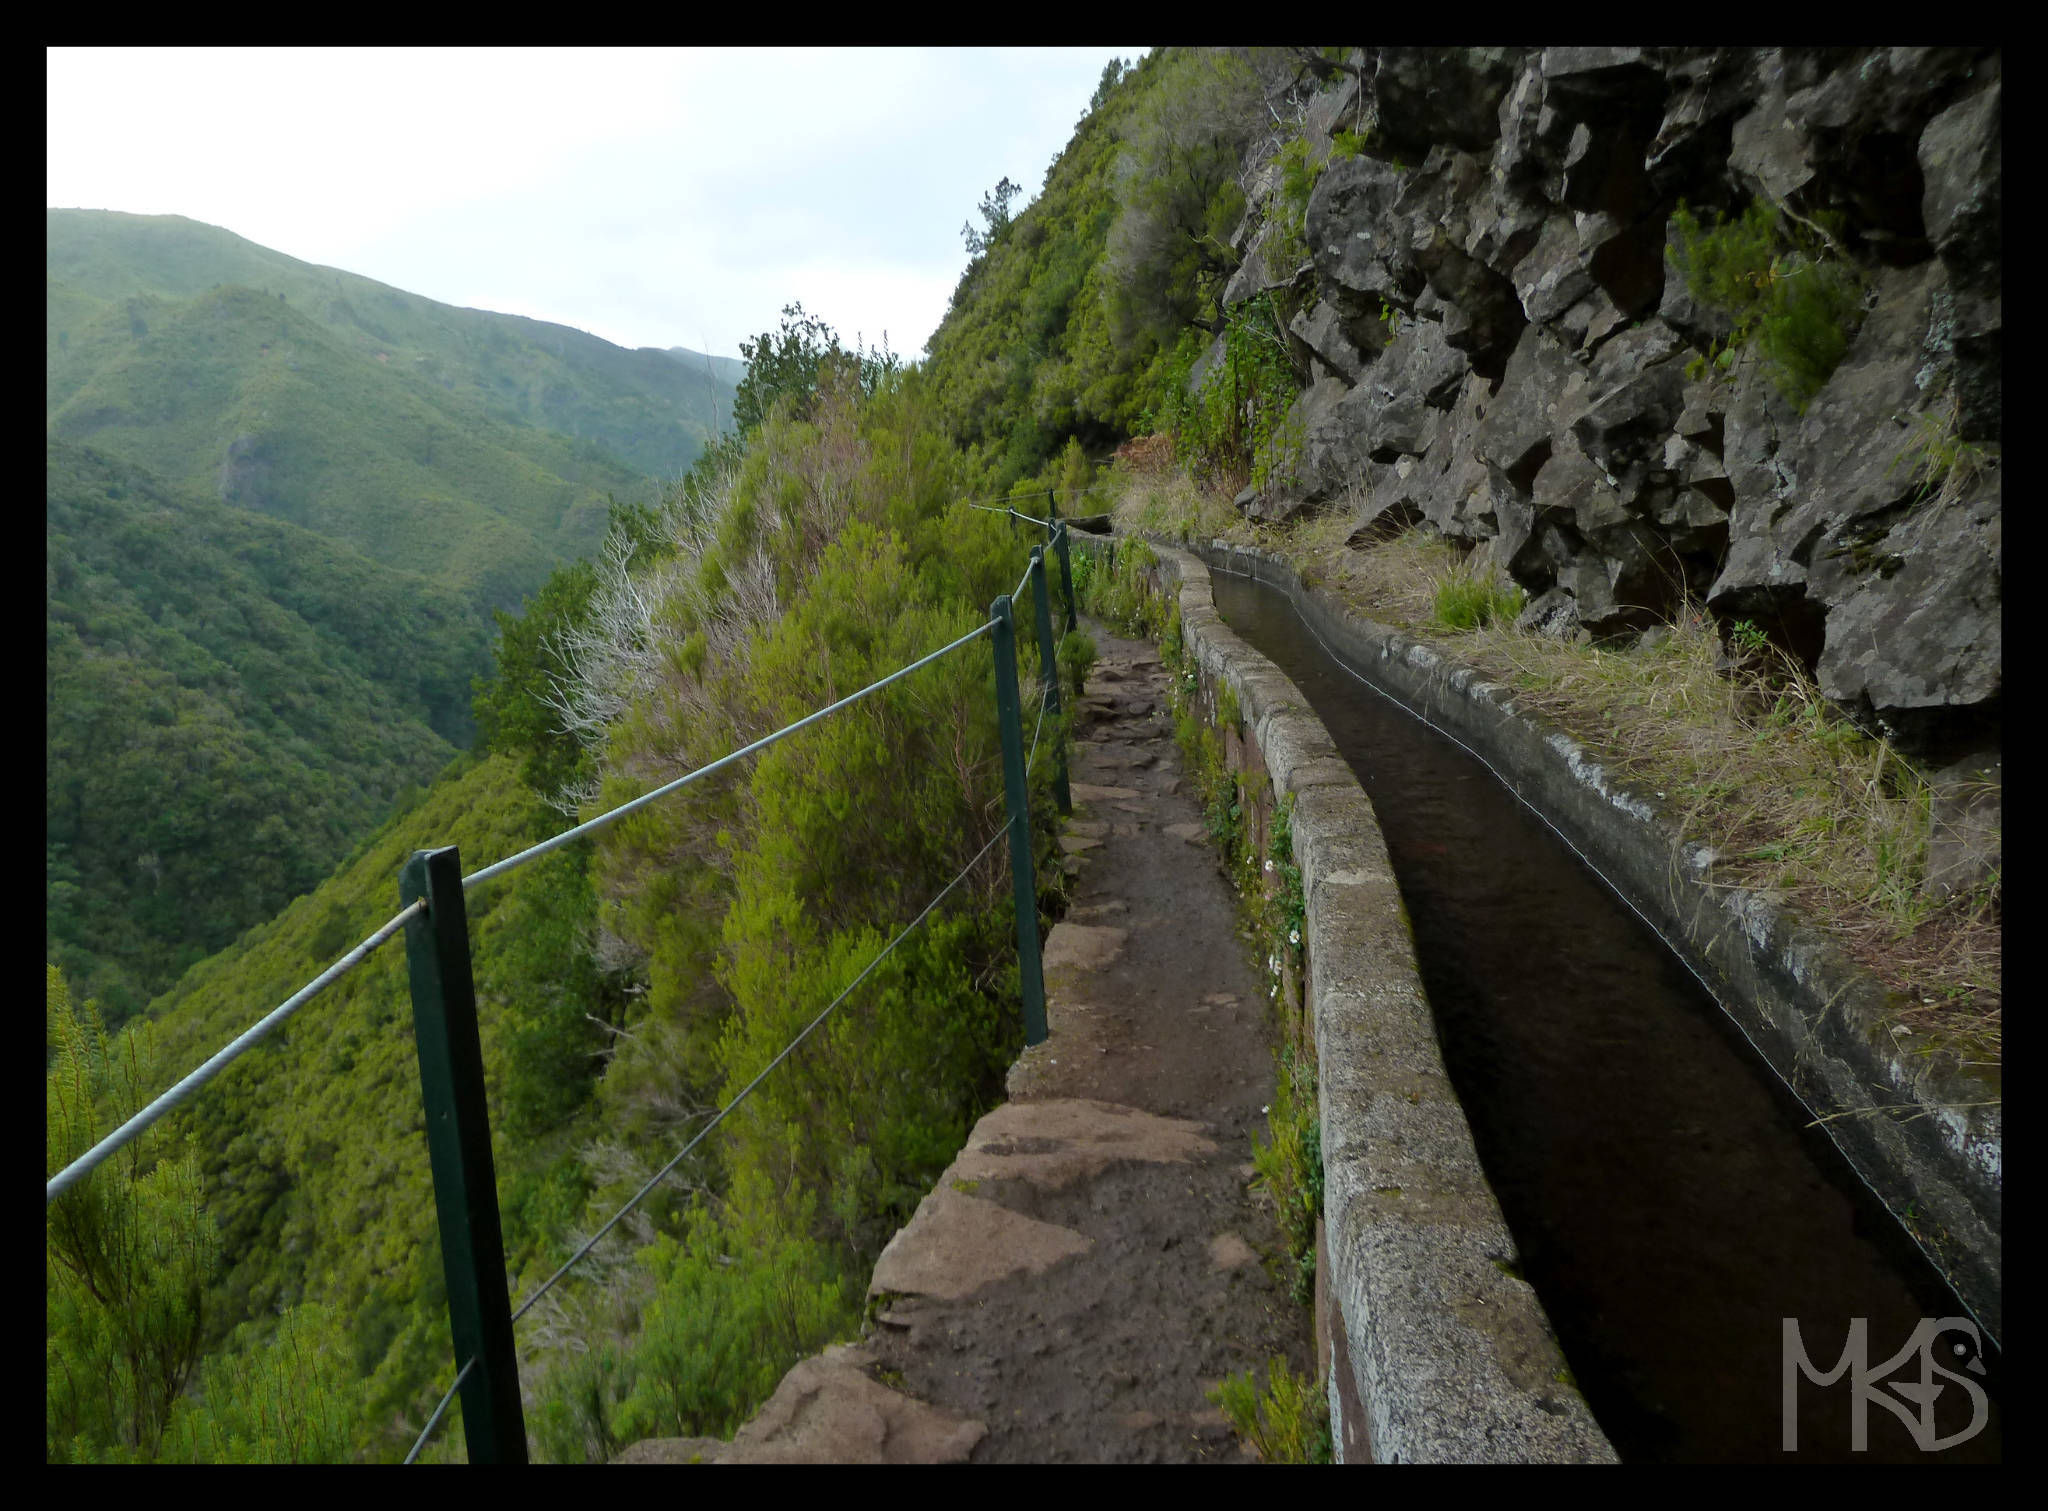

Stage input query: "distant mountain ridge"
[
  {"left": 48, "top": 209, "right": 742, "bottom": 483},
  {"left": 47, "top": 210, "right": 741, "bottom": 615},
  {"left": 44, "top": 210, "right": 744, "bottom": 1017}
]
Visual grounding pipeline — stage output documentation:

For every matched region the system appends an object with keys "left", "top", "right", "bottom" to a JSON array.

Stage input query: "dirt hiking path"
[{"left": 615, "top": 619, "right": 1309, "bottom": 1464}]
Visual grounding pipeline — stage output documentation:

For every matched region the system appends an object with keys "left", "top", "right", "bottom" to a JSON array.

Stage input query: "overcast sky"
[{"left": 47, "top": 46, "right": 1146, "bottom": 361}]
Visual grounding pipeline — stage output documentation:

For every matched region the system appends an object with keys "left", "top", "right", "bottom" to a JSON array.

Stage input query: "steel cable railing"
[
  {"left": 461, "top": 619, "right": 996, "bottom": 894},
  {"left": 972, "top": 500, "right": 1058, "bottom": 531},
  {"left": 403, "top": 825, "right": 1014, "bottom": 1460},
  {"left": 49, "top": 510, "right": 1086, "bottom": 1463},
  {"left": 45, "top": 900, "right": 425, "bottom": 1201},
  {"left": 45, "top": 621, "right": 1001, "bottom": 1207},
  {"left": 403, "top": 1356, "right": 476, "bottom": 1465}
]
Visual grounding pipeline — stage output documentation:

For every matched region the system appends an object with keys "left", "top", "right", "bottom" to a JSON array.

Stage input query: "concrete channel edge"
[
  {"left": 1177, "top": 538, "right": 2001, "bottom": 1350},
  {"left": 1082, "top": 533, "right": 1621, "bottom": 1464}
]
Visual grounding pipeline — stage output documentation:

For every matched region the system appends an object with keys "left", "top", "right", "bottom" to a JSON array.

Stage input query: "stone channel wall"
[
  {"left": 1183, "top": 540, "right": 2000, "bottom": 1348},
  {"left": 1225, "top": 48, "right": 2000, "bottom": 771},
  {"left": 1090, "top": 534, "right": 1620, "bottom": 1464}
]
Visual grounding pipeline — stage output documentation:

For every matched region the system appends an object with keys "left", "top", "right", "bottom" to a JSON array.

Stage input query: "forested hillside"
[
  {"left": 49, "top": 210, "right": 741, "bottom": 486},
  {"left": 923, "top": 50, "right": 1277, "bottom": 486},
  {"left": 48, "top": 276, "right": 643, "bottom": 613},
  {"left": 45, "top": 210, "right": 742, "bottom": 1027},
  {"left": 46, "top": 439, "right": 493, "bottom": 1023}
]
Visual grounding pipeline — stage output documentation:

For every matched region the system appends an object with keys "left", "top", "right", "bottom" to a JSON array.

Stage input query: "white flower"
[
  {"left": 1288, "top": 930, "right": 1300, "bottom": 946},
  {"left": 1263, "top": 859, "right": 1274, "bottom": 873},
  {"left": 1261, "top": 1105, "right": 1270, "bottom": 1115}
]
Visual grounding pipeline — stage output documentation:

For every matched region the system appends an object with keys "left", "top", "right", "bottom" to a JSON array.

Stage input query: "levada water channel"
[{"left": 1205, "top": 563, "right": 2000, "bottom": 1464}]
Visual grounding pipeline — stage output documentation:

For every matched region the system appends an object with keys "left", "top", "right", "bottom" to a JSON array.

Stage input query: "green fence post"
[
  {"left": 990, "top": 596, "right": 1048, "bottom": 1046},
  {"left": 1029, "top": 548, "right": 1072, "bottom": 816},
  {"left": 1053, "top": 520, "right": 1077, "bottom": 633},
  {"left": 400, "top": 847, "right": 528, "bottom": 1465}
]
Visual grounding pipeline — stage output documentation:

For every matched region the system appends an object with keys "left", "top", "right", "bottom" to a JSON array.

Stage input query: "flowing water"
[{"left": 1208, "top": 565, "right": 1999, "bottom": 1464}]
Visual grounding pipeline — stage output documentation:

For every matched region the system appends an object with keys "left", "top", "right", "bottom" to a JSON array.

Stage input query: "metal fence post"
[
  {"left": 990, "top": 597, "right": 1048, "bottom": 1046},
  {"left": 400, "top": 847, "right": 528, "bottom": 1465},
  {"left": 1029, "top": 548, "right": 1072, "bottom": 816},
  {"left": 1053, "top": 520, "right": 1077, "bottom": 633}
]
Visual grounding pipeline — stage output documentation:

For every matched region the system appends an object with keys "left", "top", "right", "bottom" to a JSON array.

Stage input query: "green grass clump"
[
  {"left": 1058, "top": 629, "right": 1099, "bottom": 701},
  {"left": 1430, "top": 567, "right": 1525, "bottom": 631},
  {"left": 1252, "top": 1046, "right": 1323, "bottom": 1304}
]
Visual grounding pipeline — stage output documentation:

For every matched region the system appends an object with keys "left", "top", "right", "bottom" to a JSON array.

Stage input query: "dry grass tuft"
[
  {"left": 1453, "top": 613, "right": 2001, "bottom": 1057},
  {"left": 1111, "top": 441, "right": 1241, "bottom": 542}
]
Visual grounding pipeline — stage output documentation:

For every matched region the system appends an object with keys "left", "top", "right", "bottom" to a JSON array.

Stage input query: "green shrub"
[
  {"left": 610, "top": 1205, "right": 854, "bottom": 1449},
  {"left": 1058, "top": 630, "right": 1098, "bottom": 700},
  {"left": 1268, "top": 793, "right": 1305, "bottom": 943},
  {"left": 1251, "top": 1046, "right": 1322, "bottom": 1303},
  {"left": 1209, "top": 1356, "right": 1332, "bottom": 1463},
  {"left": 1667, "top": 199, "right": 1864, "bottom": 412},
  {"left": 1152, "top": 294, "right": 1302, "bottom": 492},
  {"left": 161, "top": 1306, "right": 368, "bottom": 1464},
  {"left": 1267, "top": 135, "right": 1325, "bottom": 277},
  {"left": 1085, "top": 539, "right": 1161, "bottom": 636}
]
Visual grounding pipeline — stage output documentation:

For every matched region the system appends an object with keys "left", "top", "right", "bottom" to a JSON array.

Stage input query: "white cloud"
[{"left": 47, "top": 45, "right": 1148, "bottom": 359}]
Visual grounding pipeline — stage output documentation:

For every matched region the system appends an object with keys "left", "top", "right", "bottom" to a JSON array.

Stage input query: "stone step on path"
[{"left": 614, "top": 618, "right": 1310, "bottom": 1464}]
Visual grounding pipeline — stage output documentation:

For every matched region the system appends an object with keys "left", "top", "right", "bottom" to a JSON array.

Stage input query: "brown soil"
[{"left": 859, "top": 619, "right": 1314, "bottom": 1463}]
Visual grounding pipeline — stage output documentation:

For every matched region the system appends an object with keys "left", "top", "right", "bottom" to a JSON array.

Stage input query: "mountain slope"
[
  {"left": 48, "top": 209, "right": 740, "bottom": 483},
  {"left": 48, "top": 278, "right": 649, "bottom": 611},
  {"left": 46, "top": 439, "right": 493, "bottom": 1021},
  {"left": 130, "top": 748, "right": 559, "bottom": 1453}
]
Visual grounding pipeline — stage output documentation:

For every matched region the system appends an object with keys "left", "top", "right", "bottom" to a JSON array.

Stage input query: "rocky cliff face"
[{"left": 1225, "top": 47, "right": 1999, "bottom": 765}]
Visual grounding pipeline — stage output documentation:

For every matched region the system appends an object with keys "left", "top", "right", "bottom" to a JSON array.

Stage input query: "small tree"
[
  {"left": 961, "top": 176, "right": 1022, "bottom": 258},
  {"left": 45, "top": 966, "right": 217, "bottom": 1462},
  {"left": 732, "top": 302, "right": 844, "bottom": 433},
  {"left": 1089, "top": 57, "right": 1129, "bottom": 113},
  {"left": 1103, "top": 48, "right": 1273, "bottom": 342}
]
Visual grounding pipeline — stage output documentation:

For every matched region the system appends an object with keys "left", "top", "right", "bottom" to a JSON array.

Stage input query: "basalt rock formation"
[{"left": 1227, "top": 47, "right": 1999, "bottom": 766}]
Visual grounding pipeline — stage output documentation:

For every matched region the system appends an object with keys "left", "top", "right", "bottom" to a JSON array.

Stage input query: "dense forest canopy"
[{"left": 45, "top": 439, "right": 489, "bottom": 1022}]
